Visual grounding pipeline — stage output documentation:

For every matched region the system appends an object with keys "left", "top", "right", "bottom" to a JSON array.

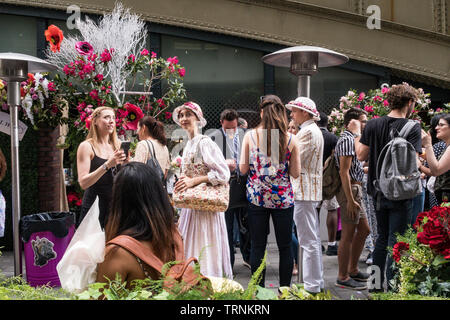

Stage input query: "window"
[
  {"left": 275, "top": 66, "right": 378, "bottom": 114},
  {"left": 0, "top": 14, "right": 37, "bottom": 56},
  {"left": 162, "top": 35, "right": 264, "bottom": 129}
]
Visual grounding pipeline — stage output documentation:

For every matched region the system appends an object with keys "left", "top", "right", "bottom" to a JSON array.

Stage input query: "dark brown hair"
[
  {"left": 220, "top": 109, "right": 239, "bottom": 122},
  {"left": 258, "top": 95, "right": 289, "bottom": 162},
  {"left": 344, "top": 107, "right": 367, "bottom": 126},
  {"left": 386, "top": 84, "right": 418, "bottom": 110},
  {"left": 139, "top": 116, "right": 167, "bottom": 146},
  {"left": 105, "top": 162, "right": 178, "bottom": 262}
]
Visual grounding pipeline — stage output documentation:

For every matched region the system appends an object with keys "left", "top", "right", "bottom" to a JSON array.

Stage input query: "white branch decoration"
[{"left": 45, "top": 2, "right": 147, "bottom": 106}]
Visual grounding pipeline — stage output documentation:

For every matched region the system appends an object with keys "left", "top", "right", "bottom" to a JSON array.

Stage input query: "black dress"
[{"left": 78, "top": 143, "right": 114, "bottom": 229}]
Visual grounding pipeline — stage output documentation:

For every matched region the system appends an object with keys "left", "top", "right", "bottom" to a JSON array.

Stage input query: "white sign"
[{"left": 0, "top": 111, "right": 28, "bottom": 141}]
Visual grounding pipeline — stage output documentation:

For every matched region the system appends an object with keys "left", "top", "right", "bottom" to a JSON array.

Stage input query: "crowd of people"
[{"left": 75, "top": 83, "right": 450, "bottom": 293}]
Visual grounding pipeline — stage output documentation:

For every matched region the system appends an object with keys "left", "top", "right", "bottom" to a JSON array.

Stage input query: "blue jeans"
[
  {"left": 247, "top": 203, "right": 294, "bottom": 287},
  {"left": 410, "top": 189, "right": 425, "bottom": 226},
  {"left": 373, "top": 194, "right": 413, "bottom": 291}
]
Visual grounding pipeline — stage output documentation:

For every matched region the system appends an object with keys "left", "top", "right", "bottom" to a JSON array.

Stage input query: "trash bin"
[{"left": 20, "top": 211, "right": 76, "bottom": 287}]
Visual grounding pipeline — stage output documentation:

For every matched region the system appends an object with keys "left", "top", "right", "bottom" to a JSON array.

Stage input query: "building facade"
[{"left": 0, "top": 0, "right": 448, "bottom": 129}]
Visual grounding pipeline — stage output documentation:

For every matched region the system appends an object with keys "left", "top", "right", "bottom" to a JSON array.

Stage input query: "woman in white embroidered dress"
[{"left": 173, "top": 102, "right": 232, "bottom": 279}]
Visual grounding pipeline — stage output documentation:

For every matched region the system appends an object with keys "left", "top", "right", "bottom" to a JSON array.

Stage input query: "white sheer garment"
[{"left": 177, "top": 134, "right": 233, "bottom": 279}]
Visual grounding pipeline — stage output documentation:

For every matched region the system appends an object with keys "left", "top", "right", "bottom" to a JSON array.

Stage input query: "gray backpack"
[{"left": 374, "top": 120, "right": 422, "bottom": 201}]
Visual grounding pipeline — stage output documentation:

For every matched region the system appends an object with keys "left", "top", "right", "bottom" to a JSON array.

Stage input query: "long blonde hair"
[{"left": 86, "top": 106, "right": 120, "bottom": 151}]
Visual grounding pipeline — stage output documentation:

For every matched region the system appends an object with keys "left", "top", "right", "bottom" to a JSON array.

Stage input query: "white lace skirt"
[{"left": 178, "top": 209, "right": 233, "bottom": 279}]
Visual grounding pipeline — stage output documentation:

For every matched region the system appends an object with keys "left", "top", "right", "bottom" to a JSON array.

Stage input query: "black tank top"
[{"left": 78, "top": 143, "right": 114, "bottom": 229}]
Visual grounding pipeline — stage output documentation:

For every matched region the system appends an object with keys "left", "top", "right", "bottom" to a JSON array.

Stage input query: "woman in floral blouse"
[{"left": 239, "top": 95, "right": 300, "bottom": 287}]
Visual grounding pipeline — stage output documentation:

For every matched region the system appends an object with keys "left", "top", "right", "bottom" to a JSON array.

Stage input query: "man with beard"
[{"left": 353, "top": 83, "right": 422, "bottom": 292}]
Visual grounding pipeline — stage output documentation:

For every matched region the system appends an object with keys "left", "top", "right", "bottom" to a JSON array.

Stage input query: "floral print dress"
[
  {"left": 246, "top": 131, "right": 294, "bottom": 209},
  {"left": 177, "top": 134, "right": 233, "bottom": 279}
]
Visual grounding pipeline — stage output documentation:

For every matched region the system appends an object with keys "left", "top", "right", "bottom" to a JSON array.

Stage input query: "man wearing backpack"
[
  {"left": 335, "top": 108, "right": 371, "bottom": 290},
  {"left": 317, "top": 111, "right": 340, "bottom": 256},
  {"left": 353, "top": 84, "right": 422, "bottom": 292}
]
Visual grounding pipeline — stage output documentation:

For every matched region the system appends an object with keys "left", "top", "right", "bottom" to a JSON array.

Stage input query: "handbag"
[
  {"left": 173, "top": 136, "right": 229, "bottom": 212},
  {"left": 228, "top": 173, "right": 248, "bottom": 209},
  {"left": 56, "top": 197, "right": 105, "bottom": 293},
  {"left": 145, "top": 140, "right": 165, "bottom": 182}
]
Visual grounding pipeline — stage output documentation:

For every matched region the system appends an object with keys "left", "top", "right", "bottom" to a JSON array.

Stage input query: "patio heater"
[
  {"left": 0, "top": 52, "right": 56, "bottom": 277},
  {"left": 262, "top": 46, "right": 349, "bottom": 283}
]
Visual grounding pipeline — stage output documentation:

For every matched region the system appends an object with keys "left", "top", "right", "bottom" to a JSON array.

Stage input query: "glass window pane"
[
  {"left": 162, "top": 35, "right": 264, "bottom": 129},
  {"left": 275, "top": 66, "right": 378, "bottom": 114},
  {"left": 0, "top": 14, "right": 36, "bottom": 56}
]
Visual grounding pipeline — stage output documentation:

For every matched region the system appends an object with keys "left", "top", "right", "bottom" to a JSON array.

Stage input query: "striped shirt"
[{"left": 334, "top": 130, "right": 364, "bottom": 183}]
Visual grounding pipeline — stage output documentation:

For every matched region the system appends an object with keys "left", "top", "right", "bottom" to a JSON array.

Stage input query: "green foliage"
[
  {"left": 278, "top": 284, "right": 334, "bottom": 300},
  {"left": 370, "top": 291, "right": 450, "bottom": 300},
  {"left": 0, "top": 275, "right": 74, "bottom": 300}
]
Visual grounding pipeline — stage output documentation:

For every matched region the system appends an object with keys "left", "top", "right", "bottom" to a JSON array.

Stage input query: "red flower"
[
  {"left": 178, "top": 68, "right": 186, "bottom": 77},
  {"left": 85, "top": 115, "right": 92, "bottom": 130},
  {"left": 165, "top": 111, "right": 172, "bottom": 120},
  {"left": 122, "top": 103, "right": 144, "bottom": 131},
  {"left": 393, "top": 242, "right": 410, "bottom": 263},
  {"left": 415, "top": 206, "right": 450, "bottom": 258},
  {"left": 45, "top": 25, "right": 64, "bottom": 53},
  {"left": 27, "top": 73, "right": 35, "bottom": 84}
]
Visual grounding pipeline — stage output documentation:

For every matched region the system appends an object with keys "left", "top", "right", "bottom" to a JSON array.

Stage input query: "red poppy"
[
  {"left": 45, "top": 25, "right": 64, "bottom": 53},
  {"left": 123, "top": 102, "right": 144, "bottom": 131}
]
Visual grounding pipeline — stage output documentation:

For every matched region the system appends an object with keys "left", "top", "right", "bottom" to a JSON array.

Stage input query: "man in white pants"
[{"left": 286, "top": 97, "right": 324, "bottom": 293}]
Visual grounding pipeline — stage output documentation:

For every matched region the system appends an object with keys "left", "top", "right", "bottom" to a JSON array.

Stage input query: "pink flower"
[
  {"left": 128, "top": 54, "right": 135, "bottom": 63},
  {"left": 373, "top": 95, "right": 383, "bottom": 102},
  {"left": 383, "top": 100, "right": 389, "bottom": 107},
  {"left": 47, "top": 82, "right": 56, "bottom": 92},
  {"left": 373, "top": 115, "right": 380, "bottom": 119},
  {"left": 141, "top": 49, "right": 149, "bottom": 56},
  {"left": 100, "top": 49, "right": 112, "bottom": 63},
  {"left": 358, "top": 92, "right": 366, "bottom": 101},
  {"left": 151, "top": 51, "right": 157, "bottom": 58},
  {"left": 85, "top": 115, "right": 92, "bottom": 130},
  {"left": 178, "top": 67, "right": 186, "bottom": 77},
  {"left": 95, "top": 74, "right": 104, "bottom": 82},
  {"left": 167, "top": 56, "right": 179, "bottom": 65},
  {"left": 75, "top": 41, "right": 93, "bottom": 55},
  {"left": 382, "top": 87, "right": 390, "bottom": 94},
  {"left": 89, "top": 90, "right": 98, "bottom": 100},
  {"left": 436, "top": 108, "right": 443, "bottom": 112},
  {"left": 364, "top": 105, "right": 374, "bottom": 113}
]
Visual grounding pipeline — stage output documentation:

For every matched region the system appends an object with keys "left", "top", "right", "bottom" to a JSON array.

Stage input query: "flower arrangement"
[
  {"left": 328, "top": 83, "right": 432, "bottom": 136},
  {"left": 390, "top": 204, "right": 450, "bottom": 297},
  {"left": 45, "top": 2, "right": 186, "bottom": 142},
  {"left": 0, "top": 72, "right": 66, "bottom": 129},
  {"left": 169, "top": 156, "right": 182, "bottom": 177}
]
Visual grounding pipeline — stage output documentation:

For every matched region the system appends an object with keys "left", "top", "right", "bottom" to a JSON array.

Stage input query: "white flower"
[
  {"left": 347, "top": 91, "right": 355, "bottom": 97},
  {"left": 21, "top": 94, "right": 34, "bottom": 125}
]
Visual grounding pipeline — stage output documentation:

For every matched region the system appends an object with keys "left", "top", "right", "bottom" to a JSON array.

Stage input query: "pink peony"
[
  {"left": 364, "top": 105, "right": 374, "bottom": 113},
  {"left": 151, "top": 51, "right": 157, "bottom": 58},
  {"left": 141, "top": 49, "right": 149, "bottom": 56},
  {"left": 358, "top": 92, "right": 366, "bottom": 101},
  {"left": 383, "top": 100, "right": 389, "bottom": 107},
  {"left": 382, "top": 87, "right": 390, "bottom": 94},
  {"left": 178, "top": 67, "right": 186, "bottom": 77}
]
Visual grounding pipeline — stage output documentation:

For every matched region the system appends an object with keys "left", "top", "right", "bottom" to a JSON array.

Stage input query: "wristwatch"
[{"left": 102, "top": 163, "right": 108, "bottom": 171}]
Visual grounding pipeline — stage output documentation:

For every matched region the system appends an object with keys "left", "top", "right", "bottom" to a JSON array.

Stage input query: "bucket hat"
[{"left": 172, "top": 101, "right": 207, "bottom": 128}]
